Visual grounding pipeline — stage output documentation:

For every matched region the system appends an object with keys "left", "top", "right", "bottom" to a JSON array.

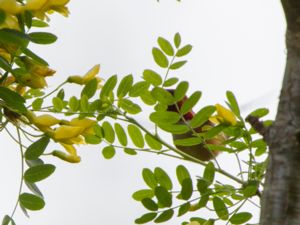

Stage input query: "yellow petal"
[
  {"left": 215, "top": 104, "right": 237, "bottom": 125},
  {"left": 70, "top": 118, "right": 96, "bottom": 129},
  {"left": 0, "top": 0, "right": 22, "bottom": 14},
  {"left": 25, "top": 0, "right": 47, "bottom": 10},
  {"left": 33, "top": 114, "right": 60, "bottom": 127},
  {"left": 187, "top": 222, "right": 200, "bottom": 225},
  {"left": 58, "top": 136, "right": 85, "bottom": 145},
  {"left": 60, "top": 143, "right": 77, "bottom": 155},
  {"left": 82, "top": 64, "right": 100, "bottom": 83},
  {"left": 54, "top": 125, "right": 84, "bottom": 140}
]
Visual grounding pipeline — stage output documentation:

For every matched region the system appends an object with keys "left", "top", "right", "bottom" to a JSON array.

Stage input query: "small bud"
[{"left": 52, "top": 150, "right": 81, "bottom": 163}]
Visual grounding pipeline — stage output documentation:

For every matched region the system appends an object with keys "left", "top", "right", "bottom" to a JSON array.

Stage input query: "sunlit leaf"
[
  {"left": 229, "top": 212, "right": 252, "bottom": 224},
  {"left": 100, "top": 75, "right": 118, "bottom": 100},
  {"left": 128, "top": 124, "right": 144, "bottom": 148},
  {"left": 152, "top": 47, "right": 169, "bottom": 68},
  {"left": 150, "top": 111, "right": 181, "bottom": 124},
  {"left": 176, "top": 44, "right": 192, "bottom": 57},
  {"left": 81, "top": 78, "right": 98, "bottom": 99},
  {"left": 117, "top": 74, "right": 133, "bottom": 98},
  {"left": 145, "top": 134, "right": 162, "bottom": 150},
  {"left": 154, "top": 209, "right": 174, "bottom": 223},
  {"left": 190, "top": 106, "right": 216, "bottom": 128},
  {"left": 176, "top": 165, "right": 191, "bottom": 184},
  {"left": 132, "top": 189, "right": 154, "bottom": 201},
  {"left": 102, "top": 121, "right": 115, "bottom": 143},
  {"left": 119, "top": 98, "right": 142, "bottom": 114},
  {"left": 129, "top": 81, "right": 149, "bottom": 97},
  {"left": 29, "top": 32, "right": 57, "bottom": 44},
  {"left": 142, "top": 168, "right": 157, "bottom": 189},
  {"left": 212, "top": 197, "right": 229, "bottom": 220},
  {"left": 135, "top": 212, "right": 157, "bottom": 224},
  {"left": 174, "top": 33, "right": 181, "bottom": 48},
  {"left": 102, "top": 145, "right": 115, "bottom": 159},
  {"left": 143, "top": 69, "right": 162, "bottom": 86},
  {"left": 180, "top": 91, "right": 202, "bottom": 115},
  {"left": 169, "top": 60, "right": 187, "bottom": 70},
  {"left": 158, "top": 37, "right": 174, "bottom": 56},
  {"left": 203, "top": 162, "right": 215, "bottom": 184},
  {"left": 114, "top": 123, "right": 128, "bottom": 146},
  {"left": 154, "top": 167, "right": 172, "bottom": 190}
]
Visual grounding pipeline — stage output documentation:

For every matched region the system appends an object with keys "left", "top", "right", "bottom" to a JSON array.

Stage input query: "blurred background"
[{"left": 0, "top": 0, "right": 286, "bottom": 224}]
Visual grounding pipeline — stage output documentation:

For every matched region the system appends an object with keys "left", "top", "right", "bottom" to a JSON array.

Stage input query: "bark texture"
[{"left": 260, "top": 1, "right": 300, "bottom": 224}]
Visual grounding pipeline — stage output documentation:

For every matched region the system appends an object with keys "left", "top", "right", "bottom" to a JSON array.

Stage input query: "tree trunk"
[{"left": 260, "top": 1, "right": 300, "bottom": 224}]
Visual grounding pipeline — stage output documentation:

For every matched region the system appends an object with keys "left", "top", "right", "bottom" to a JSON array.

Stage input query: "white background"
[{"left": 0, "top": 0, "right": 286, "bottom": 224}]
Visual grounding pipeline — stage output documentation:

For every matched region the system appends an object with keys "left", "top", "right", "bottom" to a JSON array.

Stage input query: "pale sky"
[{"left": 0, "top": 1, "right": 286, "bottom": 225}]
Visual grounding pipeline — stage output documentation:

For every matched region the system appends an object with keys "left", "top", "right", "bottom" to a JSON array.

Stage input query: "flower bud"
[{"left": 52, "top": 150, "right": 81, "bottom": 163}]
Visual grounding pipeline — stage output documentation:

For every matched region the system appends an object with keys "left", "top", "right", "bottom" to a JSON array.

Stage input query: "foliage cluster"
[{"left": 0, "top": 1, "right": 269, "bottom": 225}]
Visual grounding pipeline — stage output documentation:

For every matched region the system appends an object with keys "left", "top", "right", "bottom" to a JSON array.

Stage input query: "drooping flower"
[
  {"left": 25, "top": 0, "right": 70, "bottom": 20},
  {"left": 67, "top": 64, "right": 102, "bottom": 85},
  {"left": 53, "top": 125, "right": 84, "bottom": 140},
  {"left": 0, "top": 0, "right": 22, "bottom": 14},
  {"left": 52, "top": 150, "right": 81, "bottom": 163},
  {"left": 215, "top": 104, "right": 237, "bottom": 125},
  {"left": 33, "top": 114, "right": 61, "bottom": 127}
]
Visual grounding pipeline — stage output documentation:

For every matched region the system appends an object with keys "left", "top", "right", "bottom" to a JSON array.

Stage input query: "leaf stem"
[
  {"left": 10, "top": 127, "right": 25, "bottom": 219},
  {"left": 123, "top": 113, "right": 245, "bottom": 185}
]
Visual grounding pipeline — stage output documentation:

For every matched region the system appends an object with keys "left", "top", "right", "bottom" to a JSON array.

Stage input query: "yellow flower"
[
  {"left": 69, "top": 117, "right": 96, "bottom": 135},
  {"left": 67, "top": 64, "right": 102, "bottom": 85},
  {"left": 60, "top": 143, "right": 77, "bottom": 155},
  {"left": 21, "top": 56, "right": 56, "bottom": 77},
  {"left": 52, "top": 150, "right": 81, "bottom": 163},
  {"left": 25, "top": 0, "right": 70, "bottom": 20},
  {"left": 0, "top": 0, "right": 22, "bottom": 14},
  {"left": 14, "top": 72, "right": 48, "bottom": 89},
  {"left": 215, "top": 104, "right": 237, "bottom": 125},
  {"left": 53, "top": 125, "right": 84, "bottom": 140},
  {"left": 33, "top": 114, "right": 60, "bottom": 127}
]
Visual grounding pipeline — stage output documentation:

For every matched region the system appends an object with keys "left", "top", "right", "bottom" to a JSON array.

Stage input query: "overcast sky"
[{"left": 0, "top": 1, "right": 286, "bottom": 225}]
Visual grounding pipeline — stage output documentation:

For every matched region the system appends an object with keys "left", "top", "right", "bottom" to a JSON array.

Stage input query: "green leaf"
[
  {"left": 2, "top": 215, "right": 11, "bottom": 225},
  {"left": 154, "top": 209, "right": 174, "bottom": 223},
  {"left": 180, "top": 178, "right": 193, "bottom": 200},
  {"left": 102, "top": 121, "right": 115, "bottom": 143},
  {"left": 32, "top": 98, "right": 43, "bottom": 110},
  {"left": 154, "top": 167, "right": 172, "bottom": 190},
  {"left": 158, "top": 123, "right": 189, "bottom": 134},
  {"left": 0, "top": 10, "right": 6, "bottom": 25},
  {"left": 150, "top": 111, "right": 180, "bottom": 124},
  {"left": 176, "top": 45, "right": 193, "bottom": 57},
  {"left": 176, "top": 165, "right": 191, "bottom": 184},
  {"left": 24, "top": 11, "right": 33, "bottom": 28},
  {"left": 152, "top": 47, "right": 169, "bottom": 68},
  {"left": 29, "top": 32, "right": 57, "bottom": 44},
  {"left": 0, "top": 56, "right": 12, "bottom": 72},
  {"left": 117, "top": 74, "right": 133, "bottom": 98},
  {"left": 140, "top": 90, "right": 156, "bottom": 105},
  {"left": 85, "top": 135, "right": 102, "bottom": 144},
  {"left": 19, "top": 193, "right": 45, "bottom": 211},
  {"left": 114, "top": 123, "right": 127, "bottom": 146},
  {"left": 203, "top": 162, "right": 215, "bottom": 184},
  {"left": 203, "top": 124, "right": 227, "bottom": 139},
  {"left": 163, "top": 77, "right": 178, "bottom": 87},
  {"left": 174, "top": 137, "right": 202, "bottom": 147},
  {"left": 142, "top": 168, "right": 157, "bottom": 189},
  {"left": 169, "top": 61, "right": 187, "bottom": 70},
  {"left": 154, "top": 186, "right": 172, "bottom": 207},
  {"left": 102, "top": 146, "right": 116, "bottom": 159},
  {"left": 226, "top": 91, "right": 240, "bottom": 117},
  {"left": 190, "top": 106, "right": 216, "bottom": 128},
  {"left": 0, "top": 86, "right": 26, "bottom": 113},
  {"left": 143, "top": 69, "right": 162, "bottom": 86},
  {"left": 229, "top": 212, "right": 252, "bottom": 224},
  {"left": 21, "top": 48, "right": 48, "bottom": 66},
  {"left": 174, "top": 33, "right": 181, "bottom": 48},
  {"left": 197, "top": 179, "right": 209, "bottom": 195},
  {"left": 25, "top": 182, "right": 43, "bottom": 198},
  {"left": 180, "top": 91, "right": 202, "bottom": 115},
  {"left": 52, "top": 97, "right": 64, "bottom": 112},
  {"left": 135, "top": 213, "right": 157, "bottom": 224},
  {"left": 31, "top": 19, "right": 49, "bottom": 27},
  {"left": 119, "top": 98, "right": 142, "bottom": 114},
  {"left": 68, "top": 96, "right": 79, "bottom": 112},
  {"left": 151, "top": 87, "right": 174, "bottom": 105},
  {"left": 81, "top": 78, "right": 98, "bottom": 99},
  {"left": 124, "top": 148, "right": 137, "bottom": 155},
  {"left": 128, "top": 124, "right": 144, "bottom": 148},
  {"left": 24, "top": 164, "right": 55, "bottom": 183},
  {"left": 100, "top": 74, "right": 118, "bottom": 100},
  {"left": 145, "top": 134, "right": 162, "bottom": 150},
  {"left": 178, "top": 202, "right": 190, "bottom": 217},
  {"left": 249, "top": 108, "right": 269, "bottom": 118},
  {"left": 132, "top": 189, "right": 154, "bottom": 201},
  {"left": 25, "top": 136, "right": 50, "bottom": 160},
  {"left": 158, "top": 37, "right": 174, "bottom": 56},
  {"left": 243, "top": 181, "right": 259, "bottom": 197},
  {"left": 174, "top": 81, "right": 189, "bottom": 102},
  {"left": 142, "top": 198, "right": 158, "bottom": 211},
  {"left": 0, "top": 28, "right": 30, "bottom": 47},
  {"left": 129, "top": 81, "right": 149, "bottom": 97},
  {"left": 212, "top": 197, "right": 229, "bottom": 220}
]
